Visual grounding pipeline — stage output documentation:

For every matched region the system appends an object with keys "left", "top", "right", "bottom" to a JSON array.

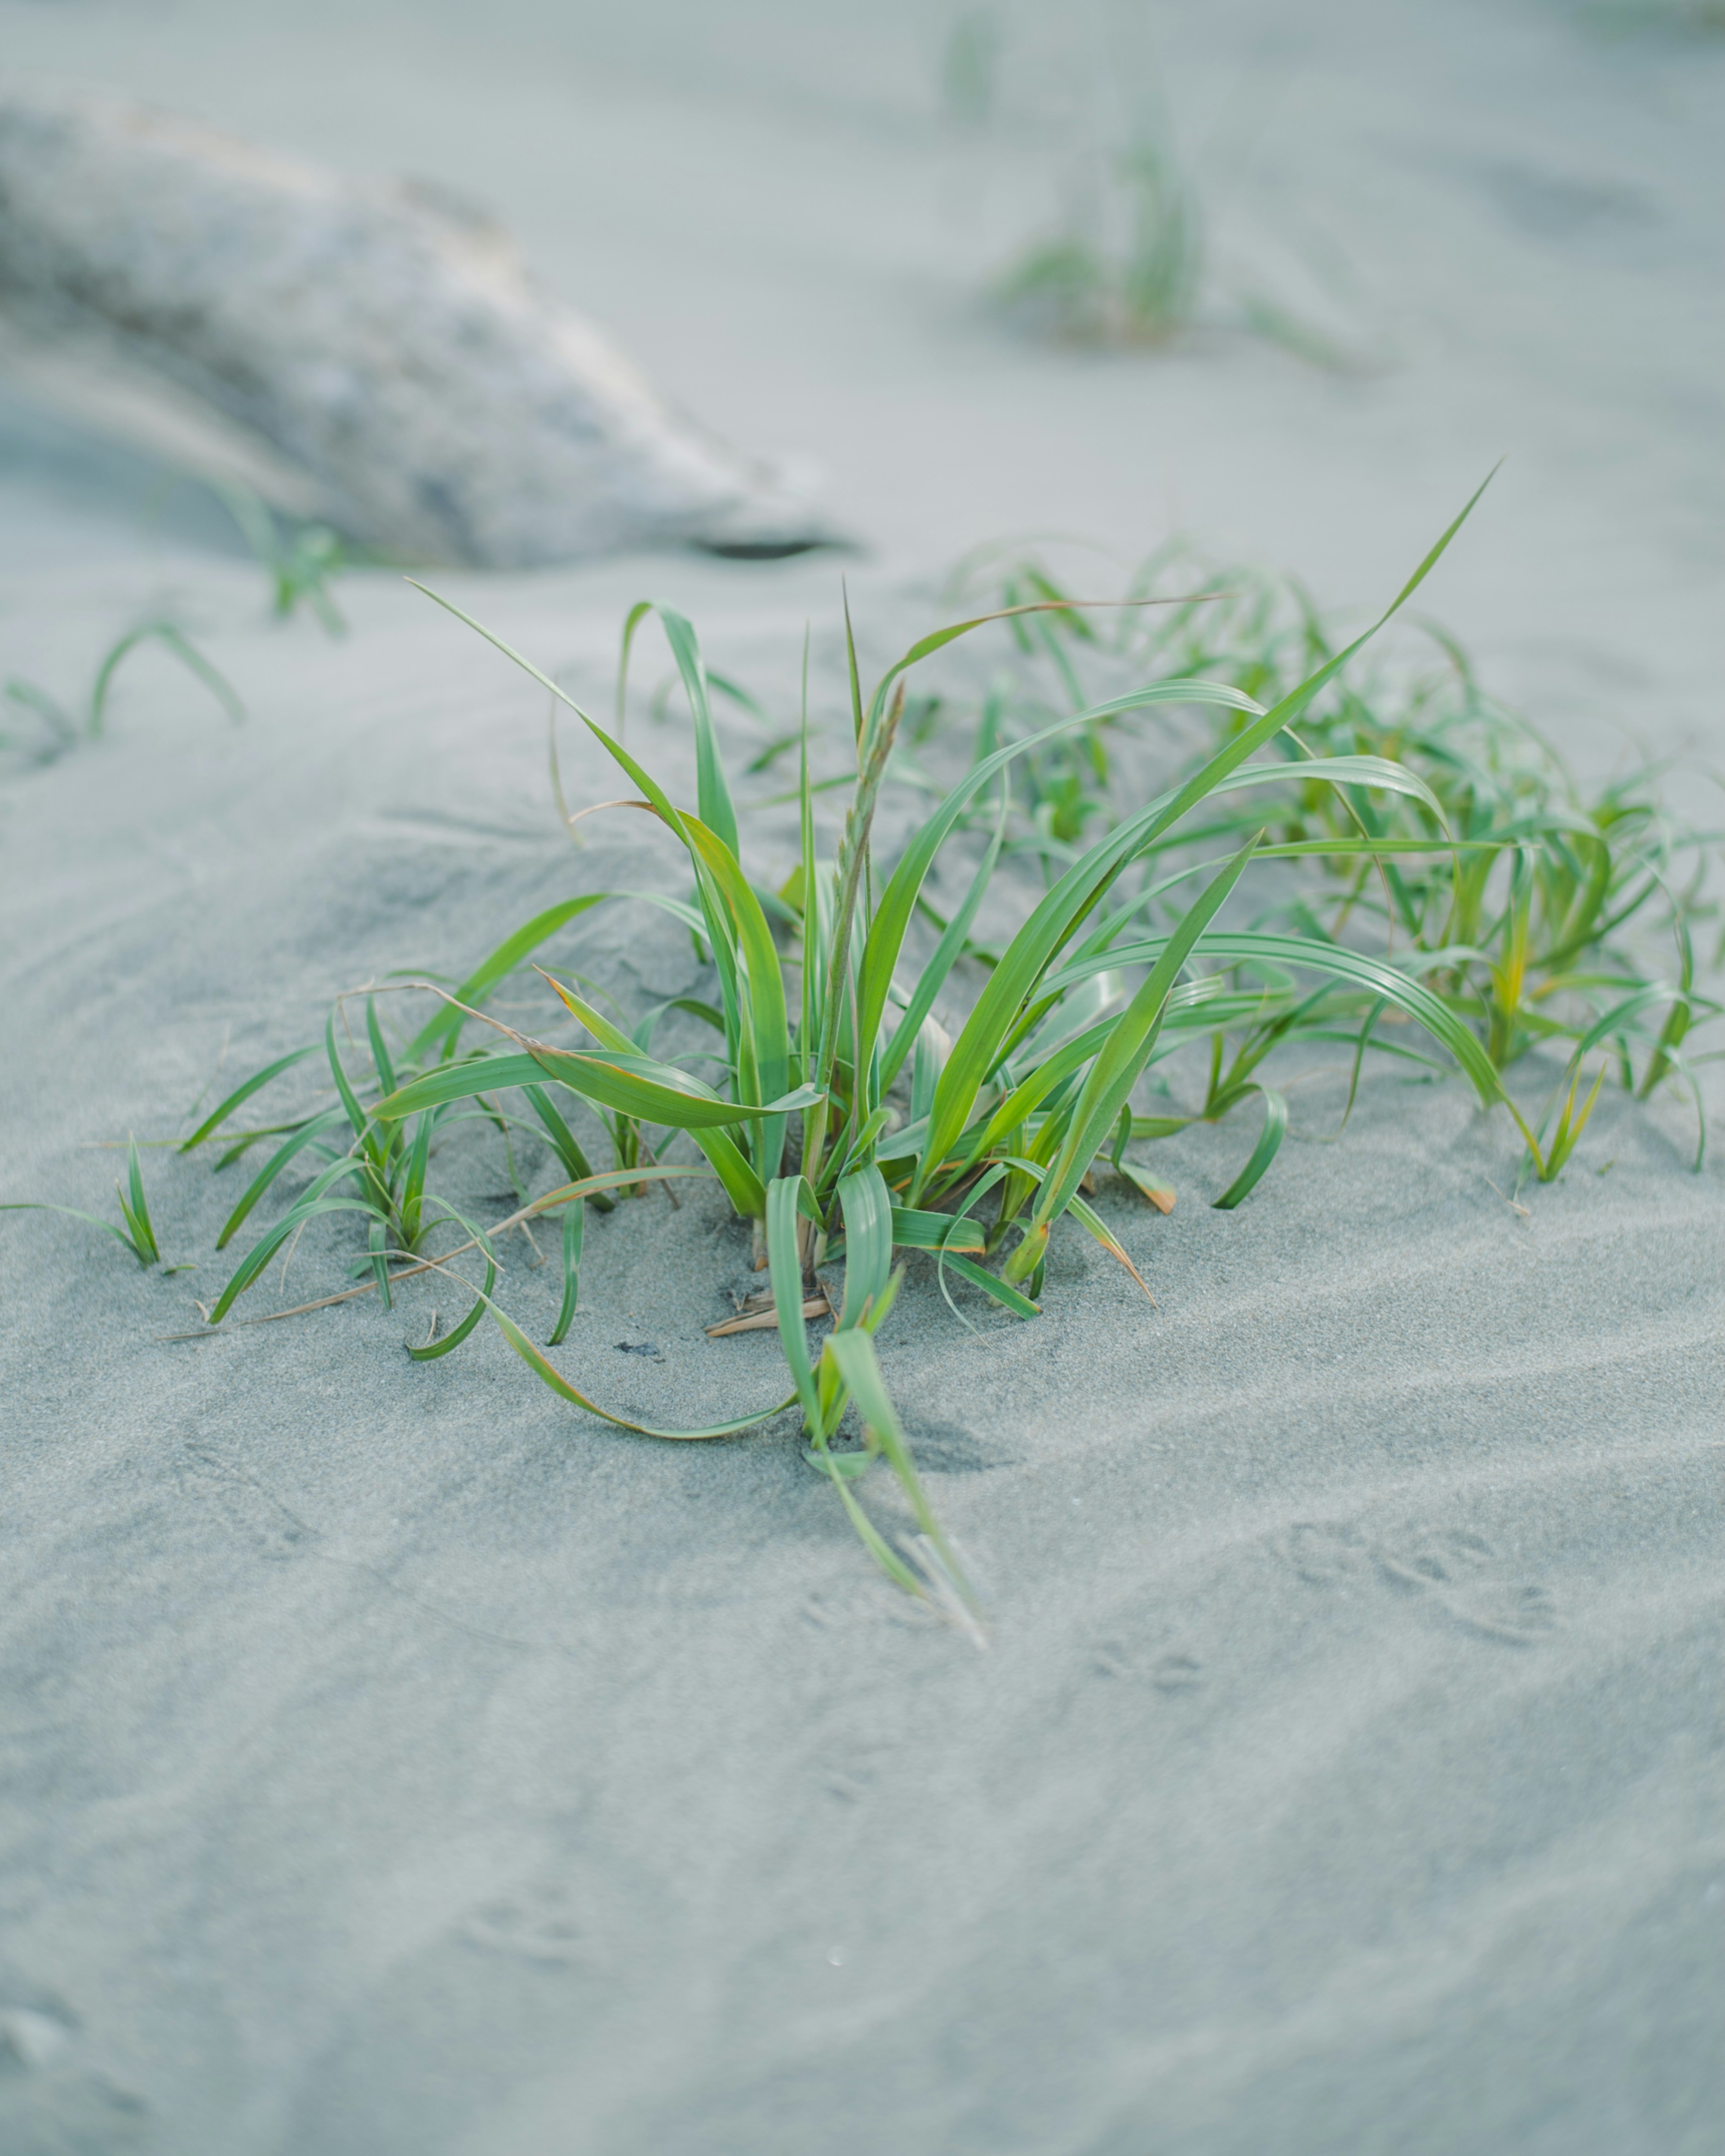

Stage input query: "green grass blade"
[
  {"left": 619, "top": 602, "right": 739, "bottom": 857},
  {"left": 90, "top": 621, "right": 243, "bottom": 735},
  {"left": 857, "top": 677, "right": 1264, "bottom": 1083},
  {"left": 1060, "top": 932, "right": 1508, "bottom": 1106},
  {"left": 365, "top": 998, "right": 397, "bottom": 1096},
  {"left": 215, "top": 1108, "right": 348, "bottom": 1246},
  {"left": 1212, "top": 753, "right": 1449, "bottom": 827},
  {"left": 825, "top": 1329, "right": 973, "bottom": 1608},
  {"left": 526, "top": 1046, "right": 819, "bottom": 1130},
  {"left": 1, "top": 1201, "right": 147, "bottom": 1260},
  {"left": 181, "top": 1044, "right": 320, "bottom": 1152},
  {"left": 121, "top": 1134, "right": 160, "bottom": 1264},
  {"left": 766, "top": 1175, "right": 822, "bottom": 1427},
  {"left": 407, "top": 895, "right": 612, "bottom": 1062},
  {"left": 532, "top": 979, "right": 767, "bottom": 1217},
  {"left": 879, "top": 786, "right": 1008, "bottom": 1088},
  {"left": 679, "top": 813, "right": 791, "bottom": 1171},
  {"left": 398, "top": 1111, "right": 433, "bottom": 1246},
  {"left": 939, "top": 1250, "right": 1040, "bottom": 1318},
  {"left": 4, "top": 678, "right": 77, "bottom": 744},
  {"left": 407, "top": 1204, "right": 498, "bottom": 1359},
  {"left": 1026, "top": 837, "right": 1261, "bottom": 1239},
  {"left": 835, "top": 1166, "right": 893, "bottom": 1327},
  {"left": 1211, "top": 1087, "right": 1289, "bottom": 1210},
  {"left": 375, "top": 1052, "right": 547, "bottom": 1119},
  {"left": 493, "top": 1297, "right": 796, "bottom": 1437},
  {"left": 548, "top": 1201, "right": 584, "bottom": 1346},
  {"left": 210, "top": 1175, "right": 377, "bottom": 1321},
  {"left": 325, "top": 1012, "right": 373, "bottom": 1144},
  {"left": 521, "top": 1079, "right": 599, "bottom": 1183},
  {"left": 892, "top": 1208, "right": 986, "bottom": 1255}
]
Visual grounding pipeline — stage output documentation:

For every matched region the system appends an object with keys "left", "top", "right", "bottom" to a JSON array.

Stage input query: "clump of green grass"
[
  {"left": 938, "top": 9, "right": 1361, "bottom": 365},
  {"left": 940, "top": 532, "right": 1721, "bottom": 1192},
  {"left": 992, "top": 136, "right": 1203, "bottom": 347},
  {"left": 3, "top": 618, "right": 243, "bottom": 766},
  {"left": 146, "top": 480, "right": 1581, "bottom": 1617},
  {"left": 936, "top": 9, "right": 1204, "bottom": 346}
]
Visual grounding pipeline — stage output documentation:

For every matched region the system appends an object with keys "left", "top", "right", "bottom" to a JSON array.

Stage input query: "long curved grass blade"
[
  {"left": 521, "top": 1081, "right": 600, "bottom": 1188},
  {"left": 766, "top": 1175, "right": 821, "bottom": 1427},
  {"left": 619, "top": 601, "right": 739, "bottom": 856},
  {"left": 4, "top": 677, "right": 77, "bottom": 744},
  {"left": 1571, "top": 980, "right": 1689, "bottom": 1065},
  {"left": 835, "top": 1166, "right": 893, "bottom": 1327},
  {"left": 410, "top": 587, "right": 703, "bottom": 857},
  {"left": 1, "top": 1200, "right": 151, "bottom": 1263},
  {"left": 879, "top": 786, "right": 1009, "bottom": 1088},
  {"left": 407, "top": 1205, "right": 497, "bottom": 1360},
  {"left": 492, "top": 1300, "right": 797, "bottom": 1439},
  {"left": 325, "top": 1012, "right": 372, "bottom": 1143},
  {"left": 90, "top": 621, "right": 243, "bottom": 735},
  {"left": 181, "top": 1045, "right": 319, "bottom": 1152},
  {"left": 821, "top": 1208, "right": 988, "bottom": 1261},
  {"left": 1027, "top": 836, "right": 1260, "bottom": 1240},
  {"left": 365, "top": 998, "right": 397, "bottom": 1097},
  {"left": 116, "top": 1135, "right": 161, "bottom": 1265},
  {"left": 857, "top": 677, "right": 1263, "bottom": 1080},
  {"left": 548, "top": 1202, "right": 583, "bottom": 1346},
  {"left": 1211, "top": 753, "right": 1449, "bottom": 826},
  {"left": 210, "top": 1172, "right": 377, "bottom": 1321},
  {"left": 527, "top": 1046, "right": 819, "bottom": 1130},
  {"left": 376, "top": 1053, "right": 546, "bottom": 1118},
  {"left": 378, "top": 1037, "right": 814, "bottom": 1133},
  {"left": 917, "top": 483, "right": 1491, "bottom": 1200},
  {"left": 533, "top": 977, "right": 767, "bottom": 1218},
  {"left": 1251, "top": 838, "right": 1502, "bottom": 859},
  {"left": 1211, "top": 1087, "right": 1289, "bottom": 1209},
  {"left": 939, "top": 1250, "right": 1040, "bottom": 1317},
  {"left": 407, "top": 894, "right": 612, "bottom": 1062},
  {"left": 216, "top": 1108, "right": 348, "bottom": 1247},
  {"left": 892, "top": 1209, "right": 987, "bottom": 1255},
  {"left": 825, "top": 1328, "right": 974, "bottom": 1611},
  {"left": 1062, "top": 932, "right": 1507, "bottom": 1105},
  {"left": 677, "top": 813, "right": 791, "bottom": 1167}
]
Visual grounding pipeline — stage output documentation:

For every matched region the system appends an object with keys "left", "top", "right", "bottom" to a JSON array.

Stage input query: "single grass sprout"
[
  {"left": 216, "top": 482, "right": 349, "bottom": 636},
  {"left": 3, "top": 617, "right": 242, "bottom": 765},
  {"left": 4, "top": 1135, "right": 164, "bottom": 1268}
]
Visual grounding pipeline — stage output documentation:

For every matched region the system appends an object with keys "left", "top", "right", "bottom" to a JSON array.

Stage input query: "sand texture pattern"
[
  {"left": 1, "top": 0, "right": 1722, "bottom": 2150},
  {"left": 2, "top": 564, "right": 1721, "bottom": 2155}
]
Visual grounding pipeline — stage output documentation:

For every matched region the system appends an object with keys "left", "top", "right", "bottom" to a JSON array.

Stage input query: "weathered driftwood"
[{"left": 0, "top": 82, "right": 827, "bottom": 565}]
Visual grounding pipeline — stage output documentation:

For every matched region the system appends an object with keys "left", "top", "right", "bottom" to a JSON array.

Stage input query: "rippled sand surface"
[{"left": 2, "top": 3, "right": 1721, "bottom": 2149}]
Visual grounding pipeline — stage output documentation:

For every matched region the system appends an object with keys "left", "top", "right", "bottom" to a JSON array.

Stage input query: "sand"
[{"left": 2, "top": 2, "right": 1722, "bottom": 2151}]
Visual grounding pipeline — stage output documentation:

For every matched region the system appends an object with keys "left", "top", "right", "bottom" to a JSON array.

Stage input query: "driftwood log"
[{"left": 0, "top": 82, "right": 827, "bottom": 565}]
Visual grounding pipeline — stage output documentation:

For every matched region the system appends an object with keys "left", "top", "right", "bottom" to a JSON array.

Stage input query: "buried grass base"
[{"left": 37, "top": 475, "right": 1715, "bottom": 1619}]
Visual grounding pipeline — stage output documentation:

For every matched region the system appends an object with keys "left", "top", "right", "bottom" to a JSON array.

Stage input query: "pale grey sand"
[{"left": 2, "top": 3, "right": 1722, "bottom": 2152}]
